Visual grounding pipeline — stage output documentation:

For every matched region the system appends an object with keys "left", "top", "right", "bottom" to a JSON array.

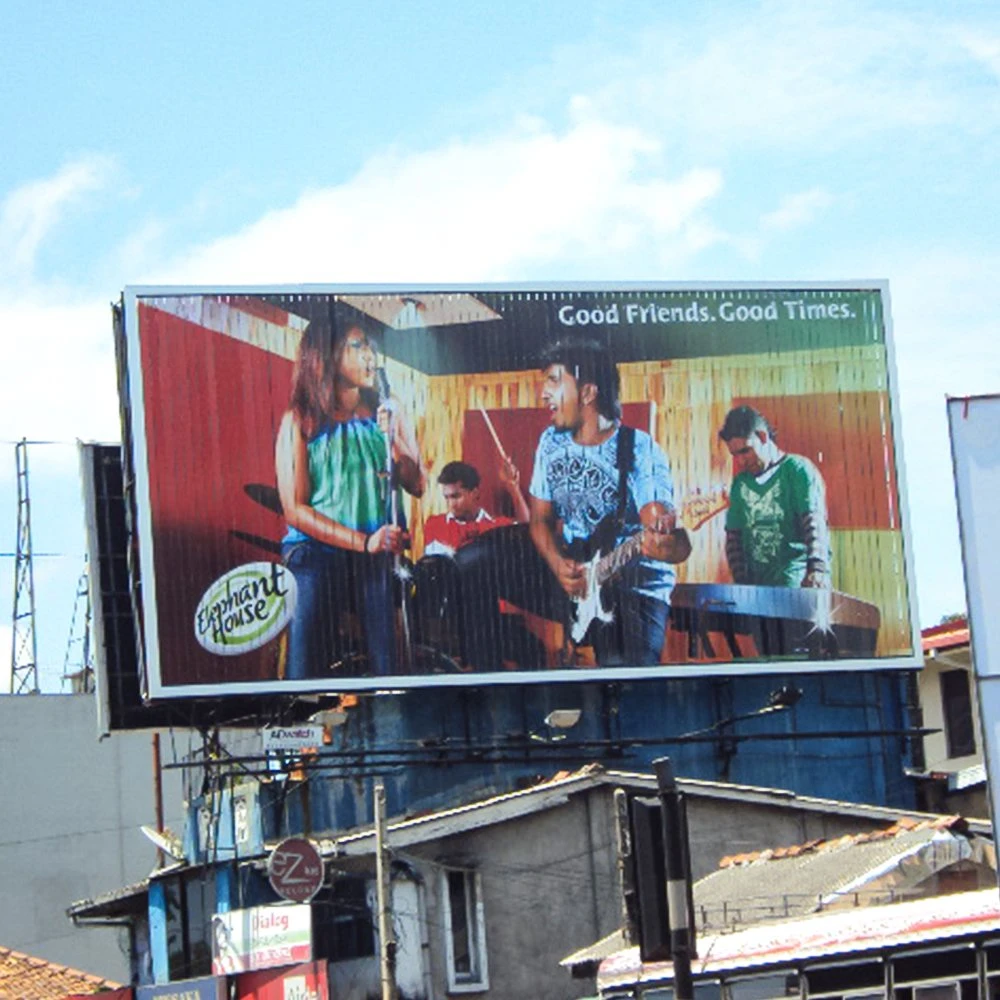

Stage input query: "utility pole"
[
  {"left": 10, "top": 439, "right": 39, "bottom": 694},
  {"left": 374, "top": 780, "right": 397, "bottom": 1000}
]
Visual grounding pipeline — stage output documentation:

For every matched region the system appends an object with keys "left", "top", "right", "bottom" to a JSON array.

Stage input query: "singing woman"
[{"left": 275, "top": 310, "right": 425, "bottom": 678}]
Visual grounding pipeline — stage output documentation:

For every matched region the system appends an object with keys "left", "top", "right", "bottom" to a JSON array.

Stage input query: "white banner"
[{"left": 211, "top": 904, "right": 312, "bottom": 976}]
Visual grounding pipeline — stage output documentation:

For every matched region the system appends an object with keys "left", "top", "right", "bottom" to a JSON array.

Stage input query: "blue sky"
[{"left": 1, "top": 0, "right": 998, "bottom": 691}]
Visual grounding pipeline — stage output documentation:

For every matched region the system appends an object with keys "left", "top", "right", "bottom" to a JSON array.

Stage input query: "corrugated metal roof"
[
  {"left": 599, "top": 888, "right": 1000, "bottom": 991},
  {"left": 694, "top": 822, "right": 987, "bottom": 930},
  {"left": 922, "top": 618, "right": 970, "bottom": 651},
  {"left": 0, "top": 945, "right": 121, "bottom": 1000}
]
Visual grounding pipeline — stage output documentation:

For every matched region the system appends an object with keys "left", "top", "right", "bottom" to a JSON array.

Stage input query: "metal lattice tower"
[
  {"left": 63, "top": 561, "right": 94, "bottom": 694},
  {"left": 10, "top": 439, "right": 39, "bottom": 694}
]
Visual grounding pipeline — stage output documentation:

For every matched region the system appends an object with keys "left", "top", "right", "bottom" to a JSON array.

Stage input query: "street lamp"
[{"left": 678, "top": 685, "right": 803, "bottom": 780}]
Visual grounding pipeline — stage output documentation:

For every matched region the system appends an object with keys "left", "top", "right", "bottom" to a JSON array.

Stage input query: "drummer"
[{"left": 423, "top": 459, "right": 530, "bottom": 557}]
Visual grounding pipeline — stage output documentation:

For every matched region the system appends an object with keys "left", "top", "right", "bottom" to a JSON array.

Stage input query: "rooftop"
[
  {"left": 0, "top": 945, "right": 122, "bottom": 1000},
  {"left": 599, "top": 888, "right": 1000, "bottom": 991},
  {"left": 697, "top": 815, "right": 994, "bottom": 930},
  {"left": 922, "top": 617, "right": 970, "bottom": 652}
]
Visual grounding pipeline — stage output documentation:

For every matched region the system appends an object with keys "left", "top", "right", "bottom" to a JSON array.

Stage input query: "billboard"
[
  {"left": 121, "top": 283, "right": 919, "bottom": 699},
  {"left": 947, "top": 393, "right": 1000, "bottom": 874}
]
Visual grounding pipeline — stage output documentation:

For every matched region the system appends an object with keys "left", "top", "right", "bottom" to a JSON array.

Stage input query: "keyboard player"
[{"left": 718, "top": 405, "right": 832, "bottom": 590}]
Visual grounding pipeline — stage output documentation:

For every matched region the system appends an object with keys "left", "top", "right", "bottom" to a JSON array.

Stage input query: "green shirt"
[
  {"left": 725, "top": 454, "right": 827, "bottom": 587},
  {"left": 284, "top": 416, "right": 389, "bottom": 544}
]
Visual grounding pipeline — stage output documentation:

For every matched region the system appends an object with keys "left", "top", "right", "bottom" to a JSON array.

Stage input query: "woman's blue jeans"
[{"left": 282, "top": 540, "right": 397, "bottom": 678}]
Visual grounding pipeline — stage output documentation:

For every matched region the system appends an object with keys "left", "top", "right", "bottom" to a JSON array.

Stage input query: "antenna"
[
  {"left": 10, "top": 439, "right": 39, "bottom": 694},
  {"left": 62, "top": 560, "right": 94, "bottom": 694}
]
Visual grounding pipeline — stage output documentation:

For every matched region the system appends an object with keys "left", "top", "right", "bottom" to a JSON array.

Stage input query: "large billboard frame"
[
  {"left": 947, "top": 393, "right": 1000, "bottom": 868},
  {"left": 121, "top": 281, "right": 922, "bottom": 700}
]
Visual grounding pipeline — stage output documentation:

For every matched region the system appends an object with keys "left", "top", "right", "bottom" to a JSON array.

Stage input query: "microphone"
[{"left": 376, "top": 367, "right": 391, "bottom": 405}]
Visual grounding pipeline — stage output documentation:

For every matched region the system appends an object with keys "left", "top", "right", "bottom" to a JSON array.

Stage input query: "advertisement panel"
[
  {"left": 137, "top": 975, "right": 225, "bottom": 999},
  {"left": 947, "top": 393, "right": 1000, "bottom": 874},
  {"left": 123, "top": 284, "right": 919, "bottom": 699},
  {"left": 234, "top": 960, "right": 329, "bottom": 1000},
  {"left": 211, "top": 904, "right": 312, "bottom": 976}
]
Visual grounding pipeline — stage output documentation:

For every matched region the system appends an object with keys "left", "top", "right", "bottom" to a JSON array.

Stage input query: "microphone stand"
[{"left": 378, "top": 373, "right": 412, "bottom": 673}]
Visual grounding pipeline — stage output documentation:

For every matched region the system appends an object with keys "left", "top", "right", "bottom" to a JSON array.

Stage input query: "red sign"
[
  {"left": 235, "top": 960, "right": 328, "bottom": 1000},
  {"left": 268, "top": 837, "right": 324, "bottom": 902}
]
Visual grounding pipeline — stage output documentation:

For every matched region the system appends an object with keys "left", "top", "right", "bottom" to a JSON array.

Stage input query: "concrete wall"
[
  {"left": 407, "top": 791, "right": 617, "bottom": 1000},
  {"left": 919, "top": 645, "right": 982, "bottom": 774},
  {"left": 0, "top": 694, "right": 188, "bottom": 980},
  {"left": 373, "top": 782, "right": 945, "bottom": 1000}
]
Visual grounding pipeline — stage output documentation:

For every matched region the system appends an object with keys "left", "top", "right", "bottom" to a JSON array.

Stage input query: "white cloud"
[
  {"left": 152, "top": 118, "right": 725, "bottom": 284},
  {"left": 760, "top": 190, "right": 833, "bottom": 233},
  {"left": 539, "top": 2, "right": 998, "bottom": 159},
  {"left": 0, "top": 295, "right": 120, "bottom": 445},
  {"left": 958, "top": 32, "right": 1000, "bottom": 81},
  {"left": 0, "top": 155, "right": 115, "bottom": 283}
]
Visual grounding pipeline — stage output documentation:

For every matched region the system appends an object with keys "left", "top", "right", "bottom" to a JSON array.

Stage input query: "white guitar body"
[{"left": 570, "top": 555, "right": 616, "bottom": 644}]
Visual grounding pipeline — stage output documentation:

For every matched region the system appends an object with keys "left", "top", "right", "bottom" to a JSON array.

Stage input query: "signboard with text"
[
  {"left": 235, "top": 961, "right": 329, "bottom": 1000},
  {"left": 211, "top": 904, "right": 312, "bottom": 976},
  {"left": 120, "top": 283, "right": 920, "bottom": 699},
  {"left": 268, "top": 837, "right": 324, "bottom": 902},
  {"left": 137, "top": 976, "right": 225, "bottom": 999}
]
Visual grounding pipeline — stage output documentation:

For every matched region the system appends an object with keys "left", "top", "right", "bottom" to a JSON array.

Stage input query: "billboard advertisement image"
[{"left": 121, "top": 283, "right": 919, "bottom": 698}]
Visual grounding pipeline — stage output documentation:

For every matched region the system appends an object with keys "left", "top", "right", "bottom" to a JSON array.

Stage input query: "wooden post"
[
  {"left": 375, "top": 780, "right": 397, "bottom": 1000},
  {"left": 152, "top": 732, "right": 164, "bottom": 868}
]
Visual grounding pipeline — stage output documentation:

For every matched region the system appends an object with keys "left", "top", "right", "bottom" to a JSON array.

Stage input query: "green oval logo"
[{"left": 194, "top": 562, "right": 297, "bottom": 655}]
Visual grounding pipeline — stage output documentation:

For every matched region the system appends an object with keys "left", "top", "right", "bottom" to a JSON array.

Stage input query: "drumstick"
[{"left": 479, "top": 407, "right": 509, "bottom": 462}]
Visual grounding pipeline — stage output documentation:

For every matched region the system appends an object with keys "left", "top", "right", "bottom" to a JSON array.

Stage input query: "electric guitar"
[
  {"left": 562, "top": 489, "right": 727, "bottom": 645},
  {"left": 563, "top": 519, "right": 648, "bottom": 644}
]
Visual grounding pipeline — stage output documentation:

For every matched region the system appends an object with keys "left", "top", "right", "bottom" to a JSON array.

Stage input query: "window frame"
[
  {"left": 940, "top": 667, "right": 976, "bottom": 759},
  {"left": 441, "top": 867, "right": 489, "bottom": 993}
]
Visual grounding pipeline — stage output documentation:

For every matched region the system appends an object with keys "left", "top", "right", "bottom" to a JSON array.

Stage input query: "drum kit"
[{"left": 235, "top": 483, "right": 538, "bottom": 675}]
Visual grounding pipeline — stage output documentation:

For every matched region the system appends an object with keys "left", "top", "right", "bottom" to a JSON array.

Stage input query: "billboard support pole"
[
  {"left": 375, "top": 779, "right": 397, "bottom": 1000},
  {"left": 654, "top": 757, "right": 694, "bottom": 999}
]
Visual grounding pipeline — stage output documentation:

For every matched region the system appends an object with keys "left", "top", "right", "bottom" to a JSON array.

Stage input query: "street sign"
[
  {"left": 267, "top": 837, "right": 324, "bottom": 903},
  {"left": 261, "top": 724, "right": 325, "bottom": 753}
]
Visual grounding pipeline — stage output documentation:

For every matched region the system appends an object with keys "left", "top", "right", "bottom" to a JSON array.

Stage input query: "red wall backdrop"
[
  {"left": 139, "top": 305, "right": 291, "bottom": 685},
  {"left": 462, "top": 403, "right": 653, "bottom": 517},
  {"left": 733, "top": 393, "right": 900, "bottom": 530}
]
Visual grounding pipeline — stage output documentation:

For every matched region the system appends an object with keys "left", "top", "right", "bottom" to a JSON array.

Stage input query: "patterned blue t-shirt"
[{"left": 529, "top": 424, "right": 675, "bottom": 603}]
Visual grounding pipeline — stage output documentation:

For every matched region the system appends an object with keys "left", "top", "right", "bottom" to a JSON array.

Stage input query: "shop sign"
[
  {"left": 235, "top": 960, "right": 329, "bottom": 1000},
  {"left": 268, "top": 837, "right": 325, "bottom": 902},
  {"left": 261, "top": 725, "right": 325, "bottom": 753},
  {"left": 211, "top": 904, "right": 312, "bottom": 976},
  {"left": 136, "top": 975, "right": 225, "bottom": 999}
]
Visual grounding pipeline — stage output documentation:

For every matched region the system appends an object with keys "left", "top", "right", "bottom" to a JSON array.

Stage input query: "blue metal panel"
[
  {"left": 267, "top": 669, "right": 918, "bottom": 836},
  {"left": 147, "top": 880, "right": 169, "bottom": 985}
]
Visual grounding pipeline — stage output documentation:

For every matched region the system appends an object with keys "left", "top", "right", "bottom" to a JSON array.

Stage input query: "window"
[
  {"left": 442, "top": 869, "right": 488, "bottom": 992},
  {"left": 724, "top": 974, "right": 797, "bottom": 998},
  {"left": 941, "top": 669, "right": 976, "bottom": 758},
  {"left": 914, "top": 985, "right": 960, "bottom": 1000},
  {"left": 313, "top": 876, "right": 376, "bottom": 963},
  {"left": 163, "top": 870, "right": 216, "bottom": 980}
]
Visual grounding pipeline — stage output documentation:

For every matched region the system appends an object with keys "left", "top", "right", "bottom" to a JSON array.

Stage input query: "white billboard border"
[
  {"left": 123, "top": 281, "right": 922, "bottom": 700},
  {"left": 947, "top": 392, "right": 1000, "bottom": 846}
]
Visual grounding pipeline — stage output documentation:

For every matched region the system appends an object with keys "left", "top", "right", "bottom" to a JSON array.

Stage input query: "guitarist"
[{"left": 527, "top": 339, "right": 690, "bottom": 665}]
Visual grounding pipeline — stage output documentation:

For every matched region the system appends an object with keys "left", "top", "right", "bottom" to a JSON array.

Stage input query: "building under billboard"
[{"left": 110, "top": 283, "right": 919, "bottom": 703}]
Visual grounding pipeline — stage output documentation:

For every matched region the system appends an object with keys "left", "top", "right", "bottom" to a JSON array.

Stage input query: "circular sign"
[
  {"left": 194, "top": 562, "right": 297, "bottom": 656},
  {"left": 268, "top": 836, "right": 324, "bottom": 902}
]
